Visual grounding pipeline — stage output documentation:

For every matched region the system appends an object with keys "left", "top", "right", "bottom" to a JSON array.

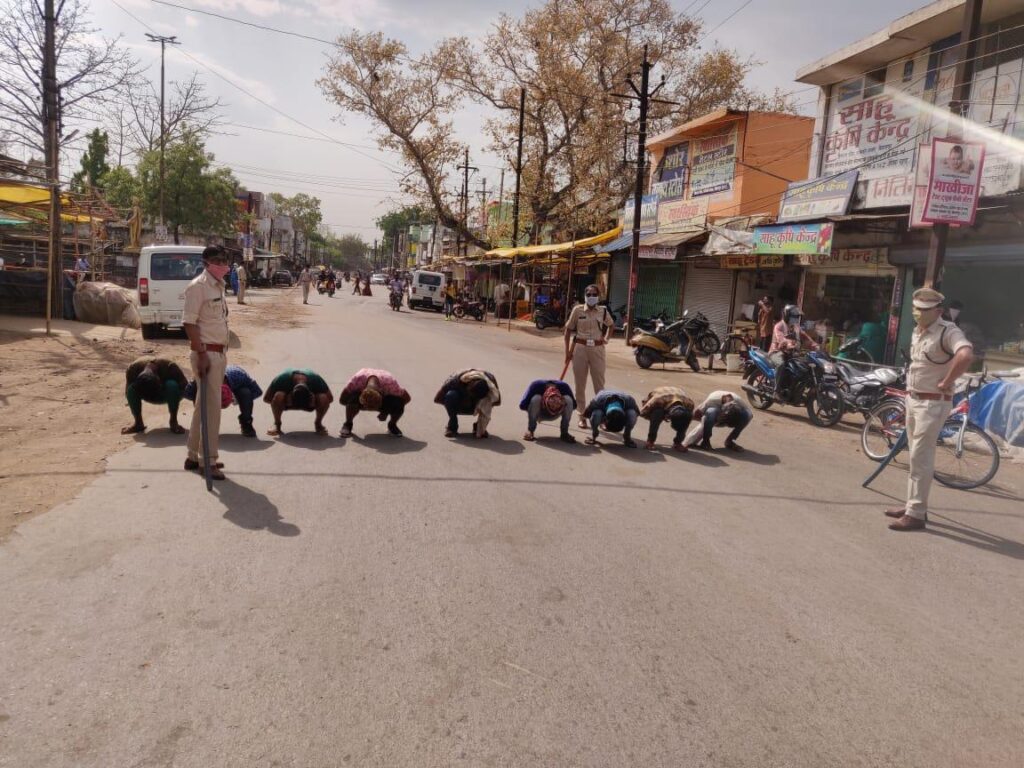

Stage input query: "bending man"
[
  {"left": 683, "top": 391, "right": 752, "bottom": 451},
  {"left": 435, "top": 369, "right": 501, "bottom": 439},
  {"left": 519, "top": 379, "right": 576, "bottom": 443},
  {"left": 263, "top": 368, "right": 333, "bottom": 436},
  {"left": 338, "top": 368, "right": 411, "bottom": 438},
  {"left": 640, "top": 386, "right": 695, "bottom": 452},
  {"left": 121, "top": 356, "right": 188, "bottom": 435},
  {"left": 185, "top": 364, "right": 262, "bottom": 438},
  {"left": 584, "top": 389, "right": 639, "bottom": 448}
]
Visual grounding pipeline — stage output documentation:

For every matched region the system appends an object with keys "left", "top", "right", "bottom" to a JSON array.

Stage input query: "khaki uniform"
[
  {"left": 183, "top": 270, "right": 230, "bottom": 463},
  {"left": 236, "top": 266, "right": 246, "bottom": 304},
  {"left": 566, "top": 303, "right": 612, "bottom": 415},
  {"left": 299, "top": 270, "right": 312, "bottom": 302},
  {"left": 905, "top": 318, "right": 971, "bottom": 519}
]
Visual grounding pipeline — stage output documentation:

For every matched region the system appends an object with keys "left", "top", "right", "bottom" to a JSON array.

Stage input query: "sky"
[{"left": 83, "top": 0, "right": 933, "bottom": 241}]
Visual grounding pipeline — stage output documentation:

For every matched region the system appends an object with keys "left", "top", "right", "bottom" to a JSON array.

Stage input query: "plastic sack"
[{"left": 72, "top": 281, "right": 142, "bottom": 329}]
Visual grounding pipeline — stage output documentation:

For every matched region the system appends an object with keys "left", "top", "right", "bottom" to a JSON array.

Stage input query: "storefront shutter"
[
  {"left": 681, "top": 263, "right": 734, "bottom": 340},
  {"left": 635, "top": 263, "right": 682, "bottom": 320},
  {"left": 607, "top": 252, "right": 630, "bottom": 315}
]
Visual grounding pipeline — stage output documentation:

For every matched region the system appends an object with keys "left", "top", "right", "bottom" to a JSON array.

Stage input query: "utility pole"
[
  {"left": 43, "top": 0, "right": 59, "bottom": 334},
  {"left": 497, "top": 168, "right": 505, "bottom": 235},
  {"left": 145, "top": 33, "right": 180, "bottom": 229},
  {"left": 456, "top": 148, "right": 478, "bottom": 259},
  {"left": 509, "top": 88, "right": 526, "bottom": 331},
  {"left": 373, "top": 238, "right": 378, "bottom": 270},
  {"left": 925, "top": 0, "right": 983, "bottom": 290},
  {"left": 478, "top": 177, "right": 488, "bottom": 230}
]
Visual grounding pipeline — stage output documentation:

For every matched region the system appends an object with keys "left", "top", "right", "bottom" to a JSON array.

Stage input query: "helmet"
[{"left": 783, "top": 304, "right": 803, "bottom": 325}]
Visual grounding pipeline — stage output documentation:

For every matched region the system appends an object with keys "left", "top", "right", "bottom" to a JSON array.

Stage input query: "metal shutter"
[
  {"left": 636, "top": 263, "right": 681, "bottom": 319},
  {"left": 607, "top": 252, "right": 630, "bottom": 315},
  {"left": 681, "top": 263, "right": 734, "bottom": 340}
]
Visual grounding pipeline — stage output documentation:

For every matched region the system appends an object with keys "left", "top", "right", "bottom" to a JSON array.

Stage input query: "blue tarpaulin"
[{"left": 969, "top": 379, "right": 1024, "bottom": 447}]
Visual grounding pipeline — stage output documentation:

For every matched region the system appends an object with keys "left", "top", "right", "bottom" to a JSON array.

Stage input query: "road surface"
[{"left": 2, "top": 289, "right": 1023, "bottom": 767}]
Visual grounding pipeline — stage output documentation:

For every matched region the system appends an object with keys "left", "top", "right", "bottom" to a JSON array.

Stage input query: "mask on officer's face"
[{"left": 913, "top": 307, "right": 941, "bottom": 326}]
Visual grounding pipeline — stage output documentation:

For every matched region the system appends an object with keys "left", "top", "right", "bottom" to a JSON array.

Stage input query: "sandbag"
[{"left": 72, "top": 281, "right": 142, "bottom": 329}]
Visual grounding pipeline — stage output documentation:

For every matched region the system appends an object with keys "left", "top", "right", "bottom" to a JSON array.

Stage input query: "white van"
[
  {"left": 137, "top": 245, "right": 207, "bottom": 339},
  {"left": 408, "top": 269, "right": 446, "bottom": 311}
]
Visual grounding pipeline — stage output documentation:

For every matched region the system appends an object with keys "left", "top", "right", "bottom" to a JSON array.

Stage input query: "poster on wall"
[
  {"left": 922, "top": 139, "right": 985, "bottom": 225},
  {"left": 657, "top": 196, "right": 708, "bottom": 232},
  {"left": 753, "top": 223, "right": 834, "bottom": 256},
  {"left": 965, "top": 59, "right": 1024, "bottom": 197},
  {"left": 690, "top": 126, "right": 737, "bottom": 197},
  {"left": 623, "top": 194, "right": 659, "bottom": 232},
  {"left": 778, "top": 171, "right": 859, "bottom": 222},
  {"left": 652, "top": 142, "right": 688, "bottom": 201}
]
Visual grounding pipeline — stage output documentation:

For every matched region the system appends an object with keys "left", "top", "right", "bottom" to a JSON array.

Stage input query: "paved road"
[{"left": 2, "top": 290, "right": 1023, "bottom": 768}]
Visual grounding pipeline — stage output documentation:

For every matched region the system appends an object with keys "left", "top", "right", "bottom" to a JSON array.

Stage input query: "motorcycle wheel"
[
  {"left": 744, "top": 369, "right": 773, "bottom": 410},
  {"left": 861, "top": 400, "right": 906, "bottom": 462},
  {"left": 535, "top": 317, "right": 548, "bottom": 330},
  {"left": 453, "top": 306, "right": 466, "bottom": 319},
  {"left": 697, "top": 331, "right": 721, "bottom": 355},
  {"left": 473, "top": 309, "right": 484, "bottom": 321},
  {"left": 686, "top": 350, "right": 700, "bottom": 372},
  {"left": 635, "top": 348, "right": 655, "bottom": 369},
  {"left": 807, "top": 385, "right": 845, "bottom": 427}
]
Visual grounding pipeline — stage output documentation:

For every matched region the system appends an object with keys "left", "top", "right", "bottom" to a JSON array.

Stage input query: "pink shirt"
[{"left": 342, "top": 368, "right": 406, "bottom": 399}]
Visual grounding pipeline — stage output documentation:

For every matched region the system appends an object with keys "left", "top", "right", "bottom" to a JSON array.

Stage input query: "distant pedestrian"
[
  {"left": 298, "top": 266, "right": 313, "bottom": 304},
  {"left": 583, "top": 389, "right": 639, "bottom": 448},
  {"left": 683, "top": 391, "right": 752, "bottom": 452},
  {"left": 120, "top": 356, "right": 188, "bottom": 435},
  {"left": 519, "top": 379, "right": 576, "bottom": 443},
  {"left": 185, "top": 364, "right": 262, "bottom": 438},
  {"left": 565, "top": 284, "right": 613, "bottom": 428},
  {"left": 435, "top": 369, "right": 501, "bottom": 438},
  {"left": 757, "top": 295, "right": 775, "bottom": 351},
  {"left": 263, "top": 368, "right": 333, "bottom": 436},
  {"left": 352, "top": 274, "right": 361, "bottom": 295},
  {"left": 640, "top": 386, "right": 695, "bottom": 452},
  {"left": 236, "top": 263, "right": 247, "bottom": 304},
  {"left": 338, "top": 368, "right": 411, "bottom": 438},
  {"left": 444, "top": 283, "right": 456, "bottom": 320},
  {"left": 228, "top": 263, "right": 239, "bottom": 296}
]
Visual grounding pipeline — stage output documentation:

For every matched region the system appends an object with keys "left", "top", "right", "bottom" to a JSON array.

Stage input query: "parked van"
[
  {"left": 408, "top": 270, "right": 446, "bottom": 311},
  {"left": 137, "top": 245, "right": 206, "bottom": 339}
]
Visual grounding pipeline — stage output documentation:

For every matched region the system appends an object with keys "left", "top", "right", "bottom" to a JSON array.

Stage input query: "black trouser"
[
  {"left": 646, "top": 406, "right": 692, "bottom": 445},
  {"left": 344, "top": 394, "right": 405, "bottom": 427},
  {"left": 234, "top": 384, "right": 256, "bottom": 429}
]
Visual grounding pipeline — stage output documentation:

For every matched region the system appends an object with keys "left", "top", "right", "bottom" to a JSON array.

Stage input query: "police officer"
[
  {"left": 183, "top": 245, "right": 231, "bottom": 481},
  {"left": 564, "top": 284, "right": 613, "bottom": 428},
  {"left": 886, "top": 287, "right": 973, "bottom": 532}
]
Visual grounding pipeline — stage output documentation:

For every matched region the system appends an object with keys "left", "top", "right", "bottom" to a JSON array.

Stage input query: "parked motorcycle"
[
  {"left": 630, "top": 318, "right": 701, "bottom": 372},
  {"left": 835, "top": 336, "right": 874, "bottom": 368},
  {"left": 453, "top": 298, "right": 485, "bottom": 321},
  {"left": 534, "top": 305, "right": 565, "bottom": 330},
  {"left": 678, "top": 309, "right": 721, "bottom": 355},
  {"left": 742, "top": 347, "right": 845, "bottom": 427},
  {"left": 829, "top": 356, "right": 905, "bottom": 418}
]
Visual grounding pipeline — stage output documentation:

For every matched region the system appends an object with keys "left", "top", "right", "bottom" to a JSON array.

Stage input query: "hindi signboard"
[
  {"left": 922, "top": 139, "right": 985, "bottom": 225},
  {"left": 778, "top": 171, "right": 859, "bottom": 222},
  {"left": 722, "top": 254, "right": 784, "bottom": 269},
  {"left": 966, "top": 60, "right": 1024, "bottom": 197},
  {"left": 794, "top": 247, "right": 887, "bottom": 267},
  {"left": 863, "top": 173, "right": 915, "bottom": 208},
  {"left": 623, "top": 194, "right": 659, "bottom": 233},
  {"left": 690, "top": 126, "right": 737, "bottom": 198},
  {"left": 657, "top": 196, "right": 708, "bottom": 232},
  {"left": 652, "top": 142, "right": 688, "bottom": 201},
  {"left": 639, "top": 246, "right": 677, "bottom": 260},
  {"left": 753, "top": 223, "right": 834, "bottom": 256}
]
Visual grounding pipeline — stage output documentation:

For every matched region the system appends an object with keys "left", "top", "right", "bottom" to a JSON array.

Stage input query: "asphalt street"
[{"left": 2, "top": 289, "right": 1023, "bottom": 767}]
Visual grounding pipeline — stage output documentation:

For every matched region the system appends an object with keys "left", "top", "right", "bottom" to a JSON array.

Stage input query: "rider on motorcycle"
[{"left": 769, "top": 304, "right": 819, "bottom": 398}]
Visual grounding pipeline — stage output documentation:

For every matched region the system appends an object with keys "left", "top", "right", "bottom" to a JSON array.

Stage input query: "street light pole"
[{"left": 145, "top": 33, "right": 180, "bottom": 229}]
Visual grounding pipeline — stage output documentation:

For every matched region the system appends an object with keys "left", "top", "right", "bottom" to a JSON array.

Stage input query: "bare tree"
[
  {"left": 0, "top": 0, "right": 137, "bottom": 159},
  {"left": 124, "top": 72, "right": 224, "bottom": 154}
]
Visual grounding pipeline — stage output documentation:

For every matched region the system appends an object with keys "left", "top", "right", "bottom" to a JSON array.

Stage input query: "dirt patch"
[{"left": 0, "top": 288, "right": 307, "bottom": 541}]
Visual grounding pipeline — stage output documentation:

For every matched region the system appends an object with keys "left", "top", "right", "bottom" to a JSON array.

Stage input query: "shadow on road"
[
  {"left": 927, "top": 516, "right": 1024, "bottom": 560},
  {"left": 597, "top": 443, "right": 666, "bottom": 463},
  {"left": 449, "top": 435, "right": 525, "bottom": 455},
  {"left": 217, "top": 434, "right": 274, "bottom": 453},
  {"left": 351, "top": 433, "right": 427, "bottom": 454},
  {"left": 274, "top": 432, "right": 337, "bottom": 451},
  {"left": 723, "top": 450, "right": 781, "bottom": 466},
  {"left": 665, "top": 449, "right": 727, "bottom": 467},
  {"left": 215, "top": 480, "right": 300, "bottom": 537},
  {"left": 532, "top": 438, "right": 591, "bottom": 456},
  {"left": 132, "top": 428, "right": 188, "bottom": 447}
]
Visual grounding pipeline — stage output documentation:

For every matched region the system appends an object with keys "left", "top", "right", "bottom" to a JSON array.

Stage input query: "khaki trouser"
[
  {"left": 905, "top": 395, "right": 953, "bottom": 520},
  {"left": 187, "top": 350, "right": 227, "bottom": 462},
  {"left": 572, "top": 343, "right": 606, "bottom": 415},
  {"left": 301, "top": 282, "right": 310, "bottom": 302},
  {"left": 237, "top": 280, "right": 246, "bottom": 303}
]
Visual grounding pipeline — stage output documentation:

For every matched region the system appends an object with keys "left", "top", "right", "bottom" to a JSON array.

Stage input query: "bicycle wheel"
[
  {"left": 933, "top": 420, "right": 1000, "bottom": 490},
  {"left": 861, "top": 400, "right": 906, "bottom": 461}
]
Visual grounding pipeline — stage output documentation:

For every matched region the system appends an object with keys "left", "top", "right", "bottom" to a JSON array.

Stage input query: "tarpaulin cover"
[
  {"left": 484, "top": 226, "right": 623, "bottom": 258},
  {"left": 72, "top": 281, "right": 141, "bottom": 329},
  {"left": 968, "top": 376, "right": 1024, "bottom": 447}
]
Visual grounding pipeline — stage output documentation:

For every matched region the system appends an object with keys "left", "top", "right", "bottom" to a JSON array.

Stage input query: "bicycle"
[{"left": 861, "top": 369, "right": 1018, "bottom": 490}]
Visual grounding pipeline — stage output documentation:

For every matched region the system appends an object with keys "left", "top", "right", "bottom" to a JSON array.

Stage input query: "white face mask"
[
  {"left": 949, "top": 308, "right": 961, "bottom": 321},
  {"left": 585, "top": 295, "right": 599, "bottom": 307}
]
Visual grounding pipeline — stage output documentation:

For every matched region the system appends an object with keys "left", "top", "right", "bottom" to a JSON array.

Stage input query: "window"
[
  {"left": 416, "top": 273, "right": 442, "bottom": 286},
  {"left": 150, "top": 253, "right": 204, "bottom": 281}
]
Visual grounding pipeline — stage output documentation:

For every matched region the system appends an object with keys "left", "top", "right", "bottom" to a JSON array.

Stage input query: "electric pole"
[
  {"left": 456, "top": 148, "right": 478, "bottom": 259},
  {"left": 43, "top": 0, "right": 59, "bottom": 334},
  {"left": 477, "top": 177, "right": 488, "bottom": 230},
  {"left": 145, "top": 33, "right": 180, "bottom": 230},
  {"left": 508, "top": 87, "right": 527, "bottom": 331}
]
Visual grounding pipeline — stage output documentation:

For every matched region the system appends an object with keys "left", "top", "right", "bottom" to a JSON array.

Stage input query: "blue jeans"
[
  {"left": 702, "top": 406, "right": 751, "bottom": 445},
  {"left": 527, "top": 394, "right": 573, "bottom": 434},
  {"left": 234, "top": 385, "right": 255, "bottom": 428},
  {"left": 443, "top": 389, "right": 469, "bottom": 432},
  {"left": 590, "top": 408, "right": 638, "bottom": 442}
]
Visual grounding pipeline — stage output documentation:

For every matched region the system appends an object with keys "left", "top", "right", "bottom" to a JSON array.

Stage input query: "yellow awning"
[
  {"left": 0, "top": 183, "right": 73, "bottom": 208},
  {"left": 484, "top": 226, "right": 623, "bottom": 259}
]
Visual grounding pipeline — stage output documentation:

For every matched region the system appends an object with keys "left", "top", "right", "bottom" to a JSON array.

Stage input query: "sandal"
[
  {"left": 560, "top": 433, "right": 576, "bottom": 444},
  {"left": 578, "top": 417, "right": 589, "bottom": 429},
  {"left": 584, "top": 436, "right": 599, "bottom": 446},
  {"left": 444, "top": 428, "right": 457, "bottom": 438},
  {"left": 523, "top": 432, "right": 536, "bottom": 441},
  {"left": 315, "top": 424, "right": 328, "bottom": 435},
  {"left": 339, "top": 424, "right": 353, "bottom": 438}
]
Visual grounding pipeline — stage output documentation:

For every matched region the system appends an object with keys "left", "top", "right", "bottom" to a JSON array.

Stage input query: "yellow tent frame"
[{"left": 483, "top": 225, "right": 623, "bottom": 259}]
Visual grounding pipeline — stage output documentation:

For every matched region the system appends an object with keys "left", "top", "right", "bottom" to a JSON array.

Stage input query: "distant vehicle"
[
  {"left": 273, "top": 270, "right": 294, "bottom": 287},
  {"left": 136, "top": 244, "right": 206, "bottom": 340},
  {"left": 408, "top": 270, "right": 446, "bottom": 311},
  {"left": 370, "top": 273, "right": 387, "bottom": 285}
]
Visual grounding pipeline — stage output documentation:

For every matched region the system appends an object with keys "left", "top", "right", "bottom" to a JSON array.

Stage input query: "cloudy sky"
[{"left": 88, "top": 0, "right": 930, "bottom": 240}]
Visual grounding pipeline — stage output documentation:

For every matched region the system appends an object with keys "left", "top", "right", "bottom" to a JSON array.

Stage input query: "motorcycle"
[
  {"left": 327, "top": 279, "right": 336, "bottom": 297},
  {"left": 630, "top": 318, "right": 701, "bottom": 372},
  {"left": 534, "top": 305, "right": 565, "bottom": 330},
  {"left": 316, "top": 278, "right": 328, "bottom": 295},
  {"left": 835, "top": 336, "right": 874, "bottom": 369},
  {"left": 829, "top": 355, "right": 905, "bottom": 419},
  {"left": 742, "top": 347, "right": 845, "bottom": 427},
  {"left": 389, "top": 290, "right": 403, "bottom": 311},
  {"left": 678, "top": 309, "right": 721, "bottom": 355},
  {"left": 452, "top": 297, "right": 485, "bottom": 321}
]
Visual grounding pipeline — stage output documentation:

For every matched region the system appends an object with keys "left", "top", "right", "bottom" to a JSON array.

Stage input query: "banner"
[
  {"left": 623, "top": 194, "right": 659, "bottom": 233},
  {"left": 753, "top": 223, "right": 834, "bottom": 256},
  {"left": 966, "top": 59, "right": 1024, "bottom": 197},
  {"left": 722, "top": 254, "right": 784, "bottom": 269},
  {"left": 863, "top": 173, "right": 915, "bottom": 208},
  {"left": 639, "top": 246, "right": 676, "bottom": 260},
  {"left": 652, "top": 142, "right": 688, "bottom": 201},
  {"left": 690, "top": 127, "right": 737, "bottom": 198},
  {"left": 794, "top": 248, "right": 887, "bottom": 266},
  {"left": 778, "top": 171, "right": 859, "bottom": 222},
  {"left": 922, "top": 139, "right": 985, "bottom": 225},
  {"left": 657, "top": 197, "right": 708, "bottom": 232}
]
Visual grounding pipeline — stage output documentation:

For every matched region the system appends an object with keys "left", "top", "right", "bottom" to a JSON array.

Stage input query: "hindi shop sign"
[
  {"left": 922, "top": 139, "right": 985, "bottom": 226},
  {"left": 794, "top": 247, "right": 887, "bottom": 267},
  {"left": 823, "top": 90, "right": 919, "bottom": 180},
  {"left": 657, "top": 196, "right": 708, "bottom": 232},
  {"left": 721, "top": 254, "right": 785, "bottom": 269},
  {"left": 753, "top": 223, "right": 834, "bottom": 256},
  {"left": 690, "top": 126, "right": 737, "bottom": 198},
  {"left": 778, "top": 171, "right": 859, "bottom": 222},
  {"left": 623, "top": 194, "right": 659, "bottom": 233},
  {"left": 652, "top": 142, "right": 688, "bottom": 201}
]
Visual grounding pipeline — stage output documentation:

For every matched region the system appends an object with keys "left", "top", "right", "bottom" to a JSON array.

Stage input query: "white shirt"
[{"left": 683, "top": 391, "right": 751, "bottom": 447}]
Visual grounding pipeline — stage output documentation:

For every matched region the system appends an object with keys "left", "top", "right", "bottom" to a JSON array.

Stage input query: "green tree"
[
  {"left": 137, "top": 132, "right": 238, "bottom": 243},
  {"left": 71, "top": 128, "right": 111, "bottom": 193},
  {"left": 375, "top": 204, "right": 425, "bottom": 256},
  {"left": 100, "top": 165, "right": 139, "bottom": 211},
  {"left": 269, "top": 192, "right": 323, "bottom": 256}
]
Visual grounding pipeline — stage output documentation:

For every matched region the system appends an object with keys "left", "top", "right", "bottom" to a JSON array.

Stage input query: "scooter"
[
  {"left": 742, "top": 347, "right": 845, "bottom": 427},
  {"left": 534, "top": 305, "right": 564, "bottom": 330},
  {"left": 452, "top": 297, "right": 485, "bottom": 321},
  {"left": 630, "top": 318, "right": 701, "bottom": 372}
]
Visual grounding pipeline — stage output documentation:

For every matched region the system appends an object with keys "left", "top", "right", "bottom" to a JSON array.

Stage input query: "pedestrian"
[
  {"left": 298, "top": 266, "right": 313, "bottom": 304},
  {"left": 338, "top": 368, "right": 411, "bottom": 438},
  {"left": 583, "top": 389, "right": 639, "bottom": 448},
  {"left": 228, "top": 263, "right": 239, "bottom": 296},
  {"left": 682, "top": 391, "right": 752, "bottom": 452},
  {"left": 519, "top": 379, "right": 576, "bottom": 443},
  {"left": 757, "top": 295, "right": 775, "bottom": 351},
  {"left": 236, "top": 262, "right": 247, "bottom": 304},
  {"left": 444, "top": 282, "right": 456, "bottom": 320},
  {"left": 640, "top": 386, "right": 695, "bottom": 452},
  {"left": 886, "top": 288, "right": 973, "bottom": 532},
  {"left": 263, "top": 368, "right": 333, "bottom": 436},
  {"left": 564, "top": 284, "right": 614, "bottom": 428},
  {"left": 434, "top": 369, "right": 501, "bottom": 439},
  {"left": 185, "top": 364, "right": 262, "bottom": 438},
  {"left": 74, "top": 255, "right": 90, "bottom": 283},
  {"left": 352, "top": 274, "right": 361, "bottom": 295},
  {"left": 120, "top": 356, "right": 189, "bottom": 435},
  {"left": 182, "top": 245, "right": 231, "bottom": 480}
]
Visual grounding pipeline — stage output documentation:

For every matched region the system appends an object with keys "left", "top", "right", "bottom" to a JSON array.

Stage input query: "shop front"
[
  {"left": 681, "top": 256, "right": 735, "bottom": 341},
  {"left": 725, "top": 253, "right": 802, "bottom": 343}
]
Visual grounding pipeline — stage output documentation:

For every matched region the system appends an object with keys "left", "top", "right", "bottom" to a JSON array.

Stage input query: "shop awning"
[
  {"left": 640, "top": 230, "right": 705, "bottom": 247},
  {"left": 484, "top": 225, "right": 623, "bottom": 259}
]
